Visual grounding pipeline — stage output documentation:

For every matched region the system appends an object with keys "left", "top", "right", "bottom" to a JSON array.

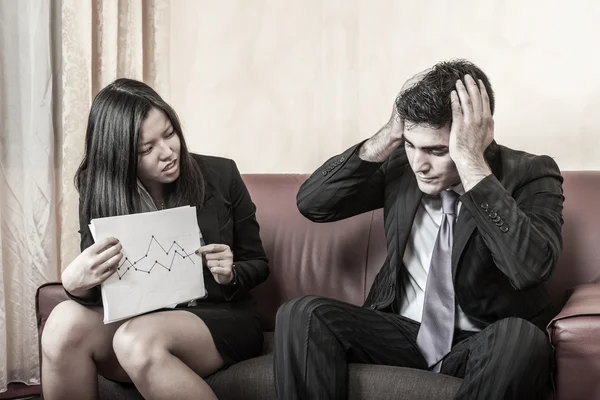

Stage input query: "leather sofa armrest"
[
  {"left": 35, "top": 282, "right": 69, "bottom": 373},
  {"left": 547, "top": 283, "right": 600, "bottom": 400},
  {"left": 548, "top": 283, "right": 600, "bottom": 327},
  {"left": 36, "top": 282, "right": 69, "bottom": 334}
]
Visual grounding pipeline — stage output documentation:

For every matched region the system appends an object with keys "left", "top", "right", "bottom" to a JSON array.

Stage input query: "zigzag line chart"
[{"left": 117, "top": 235, "right": 195, "bottom": 280}]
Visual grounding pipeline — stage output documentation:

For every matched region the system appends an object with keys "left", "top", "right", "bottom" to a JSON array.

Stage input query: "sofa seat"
[{"left": 95, "top": 332, "right": 462, "bottom": 400}]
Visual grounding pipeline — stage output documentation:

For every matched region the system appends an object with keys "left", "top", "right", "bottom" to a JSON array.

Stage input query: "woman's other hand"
[{"left": 196, "top": 244, "right": 234, "bottom": 285}]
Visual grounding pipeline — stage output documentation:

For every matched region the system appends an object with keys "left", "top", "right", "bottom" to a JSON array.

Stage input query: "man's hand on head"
[
  {"left": 448, "top": 74, "right": 494, "bottom": 190},
  {"left": 400, "top": 67, "right": 432, "bottom": 93},
  {"left": 359, "top": 68, "right": 432, "bottom": 163}
]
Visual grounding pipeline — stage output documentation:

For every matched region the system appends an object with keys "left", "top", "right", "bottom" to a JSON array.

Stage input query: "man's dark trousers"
[{"left": 274, "top": 295, "right": 552, "bottom": 400}]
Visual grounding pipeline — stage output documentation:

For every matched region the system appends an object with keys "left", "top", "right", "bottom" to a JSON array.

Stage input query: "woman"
[{"left": 41, "top": 78, "right": 269, "bottom": 400}]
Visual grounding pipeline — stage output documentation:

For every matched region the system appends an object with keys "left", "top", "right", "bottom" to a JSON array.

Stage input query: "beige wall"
[{"left": 168, "top": 0, "right": 600, "bottom": 172}]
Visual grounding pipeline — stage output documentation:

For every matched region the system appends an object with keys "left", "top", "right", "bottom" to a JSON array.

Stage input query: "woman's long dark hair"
[{"left": 75, "top": 78, "right": 205, "bottom": 224}]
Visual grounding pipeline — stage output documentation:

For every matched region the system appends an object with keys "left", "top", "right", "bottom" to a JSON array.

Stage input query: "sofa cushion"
[
  {"left": 97, "top": 378, "right": 142, "bottom": 400},
  {"left": 207, "top": 353, "right": 462, "bottom": 400},
  {"left": 97, "top": 332, "right": 462, "bottom": 400}
]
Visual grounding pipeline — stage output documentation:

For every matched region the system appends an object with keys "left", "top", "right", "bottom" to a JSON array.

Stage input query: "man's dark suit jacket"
[{"left": 297, "top": 141, "right": 564, "bottom": 331}]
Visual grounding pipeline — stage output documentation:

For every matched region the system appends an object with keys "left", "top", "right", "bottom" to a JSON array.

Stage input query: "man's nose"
[{"left": 412, "top": 151, "right": 430, "bottom": 174}]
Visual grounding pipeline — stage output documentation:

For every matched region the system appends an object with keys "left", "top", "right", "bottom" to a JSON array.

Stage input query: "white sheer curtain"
[
  {"left": 0, "top": 0, "right": 59, "bottom": 392},
  {"left": 0, "top": 0, "right": 171, "bottom": 391},
  {"left": 60, "top": 0, "right": 171, "bottom": 267}
]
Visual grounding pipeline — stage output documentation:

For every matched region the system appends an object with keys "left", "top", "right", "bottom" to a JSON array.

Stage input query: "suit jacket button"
[
  {"left": 369, "top": 304, "right": 376, "bottom": 310},
  {"left": 489, "top": 211, "right": 498, "bottom": 218},
  {"left": 500, "top": 225, "right": 509, "bottom": 233},
  {"left": 322, "top": 170, "right": 328, "bottom": 176},
  {"left": 340, "top": 156, "right": 345, "bottom": 162},
  {"left": 492, "top": 215, "right": 501, "bottom": 223},
  {"left": 481, "top": 202, "right": 489, "bottom": 209}
]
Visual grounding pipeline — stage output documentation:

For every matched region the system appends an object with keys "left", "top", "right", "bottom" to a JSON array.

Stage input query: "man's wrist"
[
  {"left": 359, "top": 124, "right": 400, "bottom": 163},
  {"left": 359, "top": 139, "right": 386, "bottom": 162},
  {"left": 455, "top": 155, "right": 492, "bottom": 191}
]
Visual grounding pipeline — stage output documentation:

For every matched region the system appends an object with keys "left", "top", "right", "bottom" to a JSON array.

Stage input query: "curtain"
[
  {"left": 0, "top": 0, "right": 58, "bottom": 391},
  {"left": 60, "top": 0, "right": 171, "bottom": 269},
  {"left": 0, "top": 0, "right": 170, "bottom": 391}
]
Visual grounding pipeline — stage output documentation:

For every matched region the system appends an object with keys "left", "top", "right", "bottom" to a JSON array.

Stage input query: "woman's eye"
[{"left": 140, "top": 147, "right": 152, "bottom": 155}]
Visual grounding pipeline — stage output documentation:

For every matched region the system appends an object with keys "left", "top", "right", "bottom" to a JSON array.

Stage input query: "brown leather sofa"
[{"left": 36, "top": 172, "right": 600, "bottom": 400}]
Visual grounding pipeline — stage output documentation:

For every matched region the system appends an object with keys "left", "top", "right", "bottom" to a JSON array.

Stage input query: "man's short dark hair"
[{"left": 396, "top": 59, "right": 495, "bottom": 129}]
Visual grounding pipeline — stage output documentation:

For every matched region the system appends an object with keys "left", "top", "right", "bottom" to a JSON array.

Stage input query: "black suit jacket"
[
  {"left": 69, "top": 154, "right": 269, "bottom": 306},
  {"left": 297, "top": 141, "right": 564, "bottom": 330}
]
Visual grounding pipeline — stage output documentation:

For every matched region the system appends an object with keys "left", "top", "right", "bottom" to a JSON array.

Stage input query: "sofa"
[{"left": 36, "top": 171, "right": 600, "bottom": 400}]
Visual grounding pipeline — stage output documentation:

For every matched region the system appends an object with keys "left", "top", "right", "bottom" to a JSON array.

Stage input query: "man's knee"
[
  {"left": 275, "top": 295, "right": 333, "bottom": 328},
  {"left": 41, "top": 300, "right": 99, "bottom": 363},
  {"left": 275, "top": 296, "right": 346, "bottom": 346},
  {"left": 492, "top": 317, "right": 551, "bottom": 359}
]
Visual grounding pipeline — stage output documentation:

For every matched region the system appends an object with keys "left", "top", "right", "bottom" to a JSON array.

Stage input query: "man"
[{"left": 274, "top": 60, "right": 563, "bottom": 400}]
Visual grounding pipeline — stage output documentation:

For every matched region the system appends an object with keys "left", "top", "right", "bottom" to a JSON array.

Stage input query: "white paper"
[{"left": 90, "top": 206, "right": 205, "bottom": 323}]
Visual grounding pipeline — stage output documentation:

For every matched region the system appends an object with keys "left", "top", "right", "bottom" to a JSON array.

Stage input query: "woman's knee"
[
  {"left": 112, "top": 317, "right": 166, "bottom": 377},
  {"left": 41, "top": 300, "right": 102, "bottom": 363}
]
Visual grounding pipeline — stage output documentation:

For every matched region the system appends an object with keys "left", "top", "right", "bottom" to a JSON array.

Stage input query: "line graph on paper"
[
  {"left": 116, "top": 235, "right": 196, "bottom": 279},
  {"left": 92, "top": 206, "right": 206, "bottom": 323}
]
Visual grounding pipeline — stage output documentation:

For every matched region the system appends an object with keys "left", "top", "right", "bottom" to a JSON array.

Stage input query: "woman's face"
[{"left": 136, "top": 107, "right": 181, "bottom": 190}]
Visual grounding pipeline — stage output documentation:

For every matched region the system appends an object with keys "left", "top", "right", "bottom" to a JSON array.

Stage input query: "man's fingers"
[
  {"left": 464, "top": 74, "right": 482, "bottom": 116},
  {"left": 479, "top": 79, "right": 492, "bottom": 118},
  {"left": 455, "top": 79, "right": 473, "bottom": 117},
  {"left": 196, "top": 243, "right": 229, "bottom": 255},
  {"left": 450, "top": 90, "right": 462, "bottom": 121},
  {"left": 400, "top": 67, "right": 432, "bottom": 93}
]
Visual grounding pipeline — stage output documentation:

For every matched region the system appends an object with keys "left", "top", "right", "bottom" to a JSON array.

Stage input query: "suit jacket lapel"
[
  {"left": 395, "top": 170, "right": 422, "bottom": 262},
  {"left": 452, "top": 207, "right": 476, "bottom": 279}
]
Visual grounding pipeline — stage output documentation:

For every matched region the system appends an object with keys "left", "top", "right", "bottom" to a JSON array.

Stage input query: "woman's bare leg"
[
  {"left": 112, "top": 310, "right": 224, "bottom": 400},
  {"left": 41, "top": 300, "right": 130, "bottom": 400}
]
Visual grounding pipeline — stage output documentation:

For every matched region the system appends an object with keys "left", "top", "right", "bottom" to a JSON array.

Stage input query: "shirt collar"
[{"left": 449, "top": 183, "right": 465, "bottom": 196}]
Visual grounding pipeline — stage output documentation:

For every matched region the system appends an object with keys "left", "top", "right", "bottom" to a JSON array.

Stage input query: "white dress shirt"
[{"left": 399, "top": 184, "right": 481, "bottom": 332}]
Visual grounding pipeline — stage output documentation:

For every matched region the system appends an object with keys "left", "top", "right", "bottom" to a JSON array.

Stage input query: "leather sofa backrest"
[
  {"left": 546, "top": 171, "right": 600, "bottom": 306},
  {"left": 243, "top": 171, "right": 600, "bottom": 330},
  {"left": 243, "top": 174, "right": 378, "bottom": 330}
]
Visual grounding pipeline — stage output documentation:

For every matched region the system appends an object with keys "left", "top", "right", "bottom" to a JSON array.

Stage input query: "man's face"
[{"left": 403, "top": 124, "right": 460, "bottom": 195}]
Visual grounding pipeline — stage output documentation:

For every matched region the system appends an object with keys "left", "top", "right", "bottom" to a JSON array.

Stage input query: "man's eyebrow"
[{"left": 403, "top": 137, "right": 448, "bottom": 151}]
